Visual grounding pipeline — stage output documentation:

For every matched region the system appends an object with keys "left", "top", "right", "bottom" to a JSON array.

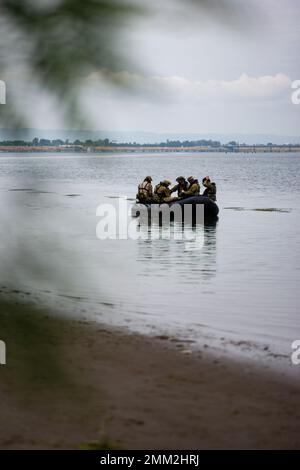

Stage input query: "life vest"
[
  {"left": 154, "top": 184, "right": 171, "bottom": 202},
  {"left": 138, "top": 180, "right": 152, "bottom": 200},
  {"left": 185, "top": 180, "right": 200, "bottom": 196}
]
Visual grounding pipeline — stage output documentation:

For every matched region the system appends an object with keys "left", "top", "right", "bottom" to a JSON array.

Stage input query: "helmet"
[
  {"left": 162, "top": 179, "right": 171, "bottom": 186},
  {"left": 187, "top": 176, "right": 195, "bottom": 183},
  {"left": 144, "top": 176, "right": 152, "bottom": 182},
  {"left": 176, "top": 176, "right": 185, "bottom": 182}
]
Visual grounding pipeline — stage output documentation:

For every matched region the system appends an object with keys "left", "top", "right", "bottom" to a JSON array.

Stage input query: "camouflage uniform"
[
  {"left": 181, "top": 177, "right": 200, "bottom": 198},
  {"left": 137, "top": 177, "right": 153, "bottom": 203},
  {"left": 153, "top": 181, "right": 172, "bottom": 203},
  {"left": 203, "top": 181, "right": 217, "bottom": 201},
  {"left": 171, "top": 179, "right": 188, "bottom": 197}
]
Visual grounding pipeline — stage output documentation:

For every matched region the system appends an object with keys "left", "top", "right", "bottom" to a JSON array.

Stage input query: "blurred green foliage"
[
  {"left": 0, "top": 0, "right": 244, "bottom": 390},
  {"left": 0, "top": 0, "right": 247, "bottom": 127},
  {"left": 0, "top": 299, "right": 70, "bottom": 387},
  {"left": 0, "top": 0, "right": 142, "bottom": 126}
]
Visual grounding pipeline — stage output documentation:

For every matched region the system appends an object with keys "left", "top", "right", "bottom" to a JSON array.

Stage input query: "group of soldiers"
[{"left": 137, "top": 175, "right": 217, "bottom": 204}]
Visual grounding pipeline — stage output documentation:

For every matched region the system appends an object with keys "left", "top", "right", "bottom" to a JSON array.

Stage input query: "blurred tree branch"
[
  {"left": 0, "top": 0, "right": 246, "bottom": 387},
  {"left": 0, "top": 0, "right": 249, "bottom": 128},
  {"left": 0, "top": 0, "right": 143, "bottom": 127}
]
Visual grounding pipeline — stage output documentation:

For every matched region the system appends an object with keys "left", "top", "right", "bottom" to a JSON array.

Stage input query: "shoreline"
[
  {"left": 1, "top": 300, "right": 300, "bottom": 449},
  {"left": 1, "top": 286, "right": 296, "bottom": 381},
  {"left": 1, "top": 146, "right": 300, "bottom": 154}
]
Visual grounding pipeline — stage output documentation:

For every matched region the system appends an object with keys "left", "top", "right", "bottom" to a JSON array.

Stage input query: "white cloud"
[{"left": 88, "top": 71, "right": 292, "bottom": 104}]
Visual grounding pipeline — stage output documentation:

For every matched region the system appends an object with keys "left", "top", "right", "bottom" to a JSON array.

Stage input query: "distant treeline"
[
  {"left": 0, "top": 138, "right": 68, "bottom": 146},
  {"left": 0, "top": 137, "right": 221, "bottom": 147},
  {"left": 0, "top": 138, "right": 299, "bottom": 148}
]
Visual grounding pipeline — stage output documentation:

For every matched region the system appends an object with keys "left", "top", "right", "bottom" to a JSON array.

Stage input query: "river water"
[{"left": 0, "top": 152, "right": 299, "bottom": 369}]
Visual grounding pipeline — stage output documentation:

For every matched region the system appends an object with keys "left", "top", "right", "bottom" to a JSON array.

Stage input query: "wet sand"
[{"left": 0, "top": 301, "right": 300, "bottom": 449}]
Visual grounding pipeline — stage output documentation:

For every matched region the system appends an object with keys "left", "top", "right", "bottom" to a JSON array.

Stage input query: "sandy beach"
[{"left": 0, "top": 300, "right": 299, "bottom": 450}]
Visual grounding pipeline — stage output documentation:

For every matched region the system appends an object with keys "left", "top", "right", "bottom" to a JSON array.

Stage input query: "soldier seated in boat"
[
  {"left": 202, "top": 176, "right": 217, "bottom": 202},
  {"left": 137, "top": 176, "right": 153, "bottom": 203},
  {"left": 170, "top": 176, "right": 188, "bottom": 198},
  {"left": 153, "top": 180, "right": 172, "bottom": 203},
  {"left": 180, "top": 176, "right": 200, "bottom": 198}
]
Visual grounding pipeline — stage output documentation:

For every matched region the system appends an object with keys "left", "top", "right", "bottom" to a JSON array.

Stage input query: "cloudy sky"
[{"left": 10, "top": 0, "right": 300, "bottom": 138}]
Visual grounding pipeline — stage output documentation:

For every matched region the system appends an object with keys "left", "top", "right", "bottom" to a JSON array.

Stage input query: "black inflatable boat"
[{"left": 132, "top": 195, "right": 219, "bottom": 221}]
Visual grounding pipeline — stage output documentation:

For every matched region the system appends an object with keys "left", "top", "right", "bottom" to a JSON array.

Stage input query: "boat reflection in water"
[{"left": 135, "top": 214, "right": 218, "bottom": 284}]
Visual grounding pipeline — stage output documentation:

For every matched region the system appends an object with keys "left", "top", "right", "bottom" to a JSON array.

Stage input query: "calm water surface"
[{"left": 0, "top": 152, "right": 299, "bottom": 367}]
